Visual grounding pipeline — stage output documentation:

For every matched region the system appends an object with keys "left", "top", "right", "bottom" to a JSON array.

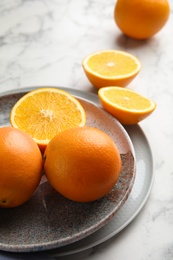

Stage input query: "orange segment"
[
  {"left": 10, "top": 88, "right": 86, "bottom": 150},
  {"left": 82, "top": 50, "right": 141, "bottom": 89},
  {"left": 98, "top": 86, "right": 156, "bottom": 125}
]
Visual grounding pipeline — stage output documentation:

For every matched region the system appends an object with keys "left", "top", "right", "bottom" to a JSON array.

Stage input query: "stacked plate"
[{"left": 0, "top": 87, "right": 154, "bottom": 257}]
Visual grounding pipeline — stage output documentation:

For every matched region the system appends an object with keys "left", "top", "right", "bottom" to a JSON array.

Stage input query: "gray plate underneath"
[{"left": 48, "top": 123, "right": 154, "bottom": 257}]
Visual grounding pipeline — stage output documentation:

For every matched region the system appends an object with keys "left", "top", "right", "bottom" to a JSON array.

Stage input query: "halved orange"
[
  {"left": 98, "top": 86, "right": 156, "bottom": 125},
  {"left": 10, "top": 88, "right": 86, "bottom": 151},
  {"left": 82, "top": 50, "right": 141, "bottom": 89}
]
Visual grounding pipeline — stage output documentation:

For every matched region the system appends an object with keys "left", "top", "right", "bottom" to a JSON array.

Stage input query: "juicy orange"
[
  {"left": 43, "top": 126, "right": 122, "bottom": 202},
  {"left": 10, "top": 88, "right": 86, "bottom": 151},
  {"left": 0, "top": 127, "right": 43, "bottom": 208},
  {"left": 82, "top": 50, "right": 141, "bottom": 89},
  {"left": 114, "top": 0, "right": 170, "bottom": 40},
  {"left": 98, "top": 86, "right": 156, "bottom": 125}
]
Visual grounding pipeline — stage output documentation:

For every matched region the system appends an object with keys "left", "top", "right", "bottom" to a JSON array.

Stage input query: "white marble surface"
[{"left": 0, "top": 0, "right": 173, "bottom": 260}]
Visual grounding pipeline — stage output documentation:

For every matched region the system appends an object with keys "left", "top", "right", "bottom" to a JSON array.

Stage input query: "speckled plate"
[{"left": 0, "top": 87, "right": 135, "bottom": 253}]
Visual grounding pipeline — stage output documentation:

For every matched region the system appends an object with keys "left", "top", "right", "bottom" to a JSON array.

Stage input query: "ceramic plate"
[
  {"left": 48, "top": 123, "right": 154, "bottom": 257},
  {"left": 0, "top": 87, "right": 135, "bottom": 253}
]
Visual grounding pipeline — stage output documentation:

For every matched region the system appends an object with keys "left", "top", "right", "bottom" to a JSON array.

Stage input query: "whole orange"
[
  {"left": 114, "top": 0, "right": 170, "bottom": 40},
  {"left": 44, "top": 126, "right": 122, "bottom": 202},
  {"left": 0, "top": 127, "right": 43, "bottom": 208}
]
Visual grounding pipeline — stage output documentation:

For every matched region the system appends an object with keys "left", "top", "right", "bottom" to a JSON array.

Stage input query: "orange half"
[
  {"left": 82, "top": 50, "right": 141, "bottom": 89},
  {"left": 98, "top": 86, "right": 156, "bottom": 125},
  {"left": 10, "top": 88, "right": 86, "bottom": 151}
]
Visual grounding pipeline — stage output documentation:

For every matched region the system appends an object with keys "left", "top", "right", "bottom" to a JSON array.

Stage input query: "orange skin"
[
  {"left": 114, "top": 0, "right": 170, "bottom": 40},
  {"left": 83, "top": 68, "right": 139, "bottom": 89},
  {"left": 0, "top": 127, "right": 43, "bottom": 208},
  {"left": 44, "top": 126, "right": 122, "bottom": 202}
]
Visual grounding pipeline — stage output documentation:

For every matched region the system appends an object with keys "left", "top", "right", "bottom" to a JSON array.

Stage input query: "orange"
[
  {"left": 82, "top": 50, "right": 141, "bottom": 89},
  {"left": 114, "top": 0, "right": 170, "bottom": 40},
  {"left": 43, "top": 126, "right": 122, "bottom": 202},
  {"left": 0, "top": 127, "right": 43, "bottom": 208},
  {"left": 10, "top": 87, "right": 86, "bottom": 151},
  {"left": 98, "top": 86, "right": 156, "bottom": 125}
]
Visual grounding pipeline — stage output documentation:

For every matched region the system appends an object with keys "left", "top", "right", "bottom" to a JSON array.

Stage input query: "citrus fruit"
[
  {"left": 0, "top": 127, "right": 43, "bottom": 208},
  {"left": 10, "top": 87, "right": 86, "bottom": 151},
  {"left": 98, "top": 86, "right": 156, "bottom": 125},
  {"left": 43, "top": 126, "right": 122, "bottom": 202},
  {"left": 82, "top": 50, "right": 141, "bottom": 89},
  {"left": 114, "top": 0, "right": 170, "bottom": 40}
]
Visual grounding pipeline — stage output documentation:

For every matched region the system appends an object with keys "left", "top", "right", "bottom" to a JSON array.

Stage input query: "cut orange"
[
  {"left": 82, "top": 50, "right": 141, "bottom": 89},
  {"left": 98, "top": 86, "right": 156, "bottom": 125},
  {"left": 10, "top": 88, "right": 86, "bottom": 151}
]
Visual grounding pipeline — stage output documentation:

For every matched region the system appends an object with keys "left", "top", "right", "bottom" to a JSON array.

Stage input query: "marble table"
[{"left": 0, "top": 1, "right": 172, "bottom": 259}]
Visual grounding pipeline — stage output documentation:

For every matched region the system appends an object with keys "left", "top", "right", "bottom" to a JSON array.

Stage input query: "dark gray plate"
[{"left": 0, "top": 87, "right": 135, "bottom": 253}]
